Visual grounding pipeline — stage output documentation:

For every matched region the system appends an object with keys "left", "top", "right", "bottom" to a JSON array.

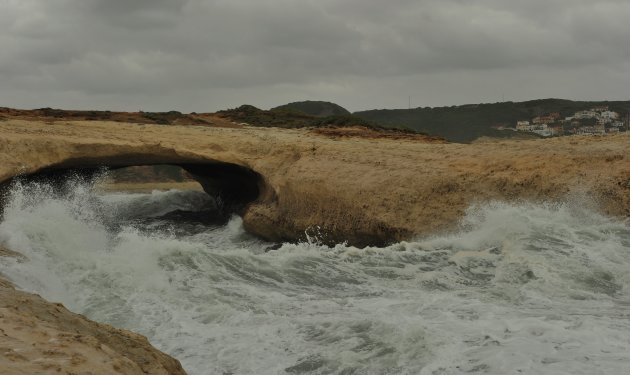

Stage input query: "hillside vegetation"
[
  {"left": 218, "top": 104, "right": 380, "bottom": 129},
  {"left": 0, "top": 107, "right": 217, "bottom": 126},
  {"left": 354, "top": 99, "right": 630, "bottom": 142},
  {"left": 271, "top": 100, "right": 351, "bottom": 117}
]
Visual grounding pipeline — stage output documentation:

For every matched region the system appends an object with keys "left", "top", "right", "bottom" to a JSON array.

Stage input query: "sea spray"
[{"left": 1, "top": 179, "right": 629, "bottom": 374}]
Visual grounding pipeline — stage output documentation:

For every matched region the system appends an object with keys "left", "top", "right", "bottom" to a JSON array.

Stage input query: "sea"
[{"left": 0, "top": 177, "right": 629, "bottom": 375}]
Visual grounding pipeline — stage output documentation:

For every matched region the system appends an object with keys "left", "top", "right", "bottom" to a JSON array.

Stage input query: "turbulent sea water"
[{"left": 1, "top": 179, "right": 629, "bottom": 375}]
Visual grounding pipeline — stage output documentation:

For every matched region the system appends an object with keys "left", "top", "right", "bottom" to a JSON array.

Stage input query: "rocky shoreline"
[
  {"left": 0, "top": 118, "right": 629, "bottom": 373},
  {"left": 0, "top": 247, "right": 186, "bottom": 374}
]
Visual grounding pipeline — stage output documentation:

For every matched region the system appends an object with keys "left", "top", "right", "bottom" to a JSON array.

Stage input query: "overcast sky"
[{"left": 1, "top": 0, "right": 629, "bottom": 112}]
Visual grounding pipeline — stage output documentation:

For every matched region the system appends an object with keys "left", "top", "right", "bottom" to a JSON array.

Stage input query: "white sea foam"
[{"left": 0, "top": 179, "right": 629, "bottom": 374}]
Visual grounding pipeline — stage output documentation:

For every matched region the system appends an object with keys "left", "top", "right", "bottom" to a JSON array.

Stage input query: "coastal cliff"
[{"left": 0, "top": 119, "right": 628, "bottom": 246}]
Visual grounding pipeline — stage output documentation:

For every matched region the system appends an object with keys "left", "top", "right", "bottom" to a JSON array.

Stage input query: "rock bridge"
[{"left": 9, "top": 154, "right": 265, "bottom": 216}]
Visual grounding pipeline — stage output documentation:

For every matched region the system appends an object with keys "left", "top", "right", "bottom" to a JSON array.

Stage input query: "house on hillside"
[
  {"left": 515, "top": 120, "right": 553, "bottom": 136},
  {"left": 600, "top": 111, "right": 619, "bottom": 121},
  {"left": 578, "top": 125, "right": 605, "bottom": 135},
  {"left": 516, "top": 121, "right": 532, "bottom": 131},
  {"left": 612, "top": 121, "right": 625, "bottom": 128},
  {"left": 531, "top": 124, "right": 552, "bottom": 137},
  {"left": 532, "top": 113, "right": 560, "bottom": 124},
  {"left": 574, "top": 110, "right": 597, "bottom": 119}
]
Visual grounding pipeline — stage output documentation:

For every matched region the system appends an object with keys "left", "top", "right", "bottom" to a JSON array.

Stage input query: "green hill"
[
  {"left": 217, "top": 104, "right": 379, "bottom": 129},
  {"left": 353, "top": 99, "right": 630, "bottom": 143},
  {"left": 271, "top": 101, "right": 351, "bottom": 117},
  {"left": 217, "top": 104, "right": 314, "bottom": 128}
]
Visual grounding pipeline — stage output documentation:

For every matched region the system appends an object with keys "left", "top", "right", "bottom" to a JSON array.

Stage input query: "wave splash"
[{"left": 0, "top": 179, "right": 629, "bottom": 374}]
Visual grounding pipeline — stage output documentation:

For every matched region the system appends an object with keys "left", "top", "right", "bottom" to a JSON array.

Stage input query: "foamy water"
[{"left": 1, "top": 179, "right": 629, "bottom": 374}]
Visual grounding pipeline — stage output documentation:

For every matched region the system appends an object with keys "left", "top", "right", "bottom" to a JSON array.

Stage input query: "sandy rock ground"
[{"left": 0, "top": 249, "right": 185, "bottom": 375}]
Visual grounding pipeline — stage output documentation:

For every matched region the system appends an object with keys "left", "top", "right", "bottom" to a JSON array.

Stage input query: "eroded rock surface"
[
  {"left": 0, "top": 249, "right": 185, "bottom": 375},
  {"left": 1, "top": 119, "right": 628, "bottom": 246}
]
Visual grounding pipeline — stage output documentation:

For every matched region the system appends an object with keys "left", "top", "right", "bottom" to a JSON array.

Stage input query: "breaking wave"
[{"left": 1, "top": 178, "right": 629, "bottom": 374}]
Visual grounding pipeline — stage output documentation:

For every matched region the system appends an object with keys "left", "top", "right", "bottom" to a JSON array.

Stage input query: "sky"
[{"left": 1, "top": 0, "right": 629, "bottom": 113}]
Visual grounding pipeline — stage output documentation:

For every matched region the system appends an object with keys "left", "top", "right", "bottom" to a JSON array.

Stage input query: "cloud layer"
[{"left": 1, "top": 0, "right": 629, "bottom": 111}]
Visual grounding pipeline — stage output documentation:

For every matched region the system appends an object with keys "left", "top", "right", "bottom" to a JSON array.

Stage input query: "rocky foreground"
[
  {"left": 0, "top": 118, "right": 629, "bottom": 373},
  {"left": 0, "top": 246, "right": 186, "bottom": 374}
]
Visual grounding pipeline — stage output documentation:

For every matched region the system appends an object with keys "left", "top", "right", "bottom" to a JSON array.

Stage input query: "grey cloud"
[
  {"left": 78, "top": 0, "right": 188, "bottom": 29},
  {"left": 1, "top": 0, "right": 629, "bottom": 112}
]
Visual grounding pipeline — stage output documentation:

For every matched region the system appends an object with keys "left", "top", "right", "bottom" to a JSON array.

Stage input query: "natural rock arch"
[{"left": 1, "top": 159, "right": 267, "bottom": 217}]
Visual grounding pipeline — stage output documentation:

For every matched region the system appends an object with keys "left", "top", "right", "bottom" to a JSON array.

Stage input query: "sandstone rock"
[
  {"left": 0, "top": 248, "right": 185, "bottom": 375},
  {"left": 0, "top": 119, "right": 628, "bottom": 246}
]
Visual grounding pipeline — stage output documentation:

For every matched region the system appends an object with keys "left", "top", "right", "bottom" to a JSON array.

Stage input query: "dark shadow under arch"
[{"left": 0, "top": 159, "right": 266, "bottom": 219}]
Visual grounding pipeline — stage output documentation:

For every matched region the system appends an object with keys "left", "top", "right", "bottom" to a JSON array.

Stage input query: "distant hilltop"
[
  {"left": 216, "top": 103, "right": 375, "bottom": 130},
  {"left": 271, "top": 100, "right": 351, "bottom": 117}
]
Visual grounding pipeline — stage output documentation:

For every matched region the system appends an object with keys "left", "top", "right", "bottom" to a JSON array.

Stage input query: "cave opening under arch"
[{"left": 0, "top": 160, "right": 265, "bottom": 223}]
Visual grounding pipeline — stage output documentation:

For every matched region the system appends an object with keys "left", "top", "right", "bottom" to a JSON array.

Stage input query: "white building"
[
  {"left": 578, "top": 125, "right": 606, "bottom": 135},
  {"left": 600, "top": 111, "right": 619, "bottom": 120},
  {"left": 574, "top": 110, "right": 597, "bottom": 119},
  {"left": 532, "top": 124, "right": 552, "bottom": 137},
  {"left": 516, "top": 122, "right": 552, "bottom": 136},
  {"left": 611, "top": 121, "right": 624, "bottom": 128},
  {"left": 516, "top": 121, "right": 531, "bottom": 131}
]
